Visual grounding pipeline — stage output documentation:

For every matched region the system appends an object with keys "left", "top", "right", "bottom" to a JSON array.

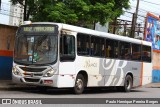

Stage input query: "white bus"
[{"left": 12, "top": 22, "right": 152, "bottom": 94}]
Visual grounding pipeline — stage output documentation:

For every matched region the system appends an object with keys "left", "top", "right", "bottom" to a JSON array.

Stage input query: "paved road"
[
  {"left": 0, "top": 83, "right": 160, "bottom": 107},
  {"left": 0, "top": 85, "right": 160, "bottom": 98}
]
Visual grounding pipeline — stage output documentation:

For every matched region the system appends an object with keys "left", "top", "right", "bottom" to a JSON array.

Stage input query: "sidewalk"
[
  {"left": 144, "top": 82, "right": 160, "bottom": 88},
  {"left": 0, "top": 80, "right": 160, "bottom": 90}
]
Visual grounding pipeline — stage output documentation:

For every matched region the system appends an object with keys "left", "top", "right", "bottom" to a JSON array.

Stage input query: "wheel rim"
[
  {"left": 76, "top": 79, "right": 83, "bottom": 90},
  {"left": 126, "top": 79, "right": 131, "bottom": 90}
]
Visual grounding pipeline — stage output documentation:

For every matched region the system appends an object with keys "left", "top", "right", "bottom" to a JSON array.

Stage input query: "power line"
[
  {"left": 124, "top": 11, "right": 146, "bottom": 18},
  {"left": 121, "top": 14, "right": 133, "bottom": 19},
  {"left": 130, "top": 5, "right": 160, "bottom": 15},
  {"left": 141, "top": 0, "right": 160, "bottom": 6},
  {"left": 122, "top": 11, "right": 146, "bottom": 22},
  {"left": 121, "top": 14, "right": 145, "bottom": 22},
  {"left": 130, "top": 6, "right": 147, "bottom": 13}
]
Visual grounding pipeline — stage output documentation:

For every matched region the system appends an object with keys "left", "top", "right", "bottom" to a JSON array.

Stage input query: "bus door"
[{"left": 58, "top": 30, "right": 76, "bottom": 87}]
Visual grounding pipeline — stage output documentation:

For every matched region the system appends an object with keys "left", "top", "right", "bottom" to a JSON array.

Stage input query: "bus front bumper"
[{"left": 12, "top": 74, "right": 59, "bottom": 87}]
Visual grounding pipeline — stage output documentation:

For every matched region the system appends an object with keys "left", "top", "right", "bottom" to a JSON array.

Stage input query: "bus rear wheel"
[
  {"left": 123, "top": 75, "right": 133, "bottom": 92},
  {"left": 73, "top": 74, "right": 85, "bottom": 94}
]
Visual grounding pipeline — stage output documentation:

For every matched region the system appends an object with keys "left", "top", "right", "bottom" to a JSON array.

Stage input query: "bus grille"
[
  {"left": 24, "top": 78, "right": 40, "bottom": 82},
  {"left": 20, "top": 67, "right": 46, "bottom": 72}
]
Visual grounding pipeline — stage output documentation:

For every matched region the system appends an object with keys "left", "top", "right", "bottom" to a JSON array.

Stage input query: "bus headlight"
[
  {"left": 12, "top": 67, "right": 22, "bottom": 76},
  {"left": 44, "top": 69, "right": 55, "bottom": 77}
]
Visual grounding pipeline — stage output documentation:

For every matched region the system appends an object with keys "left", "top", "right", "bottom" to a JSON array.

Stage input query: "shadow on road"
[{"left": 6, "top": 86, "right": 146, "bottom": 95}]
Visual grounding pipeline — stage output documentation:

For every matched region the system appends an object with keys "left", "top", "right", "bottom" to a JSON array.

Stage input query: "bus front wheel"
[
  {"left": 73, "top": 74, "right": 85, "bottom": 94},
  {"left": 123, "top": 75, "right": 133, "bottom": 92}
]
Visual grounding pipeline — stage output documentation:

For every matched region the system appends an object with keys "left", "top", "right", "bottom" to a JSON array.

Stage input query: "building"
[
  {"left": 9, "top": 3, "right": 23, "bottom": 26},
  {"left": 0, "top": 24, "right": 17, "bottom": 80}
]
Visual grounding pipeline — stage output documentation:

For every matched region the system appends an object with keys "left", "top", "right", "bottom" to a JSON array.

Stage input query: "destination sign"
[
  {"left": 22, "top": 26, "right": 55, "bottom": 32},
  {"left": 18, "top": 24, "right": 58, "bottom": 34}
]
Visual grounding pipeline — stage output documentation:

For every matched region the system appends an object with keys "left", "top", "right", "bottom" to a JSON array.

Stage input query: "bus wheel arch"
[
  {"left": 123, "top": 73, "right": 133, "bottom": 92},
  {"left": 73, "top": 71, "right": 88, "bottom": 94},
  {"left": 77, "top": 71, "right": 88, "bottom": 87}
]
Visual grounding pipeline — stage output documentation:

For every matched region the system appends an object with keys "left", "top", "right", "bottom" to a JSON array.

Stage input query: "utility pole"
[
  {"left": 131, "top": 0, "right": 140, "bottom": 38},
  {"left": 24, "top": 0, "right": 27, "bottom": 21},
  {"left": 124, "top": 21, "right": 127, "bottom": 36},
  {"left": 112, "top": 17, "right": 117, "bottom": 34},
  {"left": 0, "top": 0, "right": 1, "bottom": 9},
  {"left": 137, "top": 23, "right": 141, "bottom": 36}
]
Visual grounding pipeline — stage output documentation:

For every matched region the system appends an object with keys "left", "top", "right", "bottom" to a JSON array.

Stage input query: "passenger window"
[
  {"left": 77, "top": 33, "right": 90, "bottom": 55},
  {"left": 119, "top": 42, "right": 131, "bottom": 60},
  {"left": 132, "top": 44, "right": 141, "bottom": 61},
  {"left": 60, "top": 35, "right": 75, "bottom": 61},
  {"left": 91, "top": 36, "right": 105, "bottom": 57},
  {"left": 114, "top": 41, "right": 119, "bottom": 58},
  {"left": 106, "top": 39, "right": 118, "bottom": 58},
  {"left": 142, "top": 45, "right": 151, "bottom": 62}
]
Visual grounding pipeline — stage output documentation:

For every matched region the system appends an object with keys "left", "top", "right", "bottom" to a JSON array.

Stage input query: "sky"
[
  {"left": 0, "top": 0, "right": 160, "bottom": 25},
  {"left": 120, "top": 0, "right": 160, "bottom": 23},
  {"left": 0, "top": 0, "right": 10, "bottom": 25}
]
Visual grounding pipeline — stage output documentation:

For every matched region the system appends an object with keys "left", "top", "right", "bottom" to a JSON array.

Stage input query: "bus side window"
[
  {"left": 131, "top": 44, "right": 141, "bottom": 61},
  {"left": 106, "top": 39, "right": 115, "bottom": 58},
  {"left": 91, "top": 36, "right": 105, "bottom": 57},
  {"left": 119, "top": 41, "right": 131, "bottom": 60},
  {"left": 114, "top": 41, "right": 119, "bottom": 58},
  {"left": 142, "top": 45, "right": 151, "bottom": 62},
  {"left": 100, "top": 39, "right": 105, "bottom": 57},
  {"left": 60, "top": 35, "right": 75, "bottom": 61},
  {"left": 77, "top": 33, "right": 90, "bottom": 56}
]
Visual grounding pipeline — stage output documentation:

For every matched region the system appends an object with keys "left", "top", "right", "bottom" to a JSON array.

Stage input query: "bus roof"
[{"left": 24, "top": 22, "right": 152, "bottom": 46}]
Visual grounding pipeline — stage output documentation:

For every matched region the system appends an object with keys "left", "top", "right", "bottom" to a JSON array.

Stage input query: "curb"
[{"left": 144, "top": 83, "right": 160, "bottom": 88}]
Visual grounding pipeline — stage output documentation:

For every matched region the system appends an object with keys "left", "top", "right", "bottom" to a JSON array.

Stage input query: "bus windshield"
[
  {"left": 14, "top": 34, "right": 58, "bottom": 65},
  {"left": 14, "top": 24, "right": 58, "bottom": 65}
]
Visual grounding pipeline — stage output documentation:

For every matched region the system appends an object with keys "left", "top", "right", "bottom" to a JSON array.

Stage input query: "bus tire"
[
  {"left": 73, "top": 74, "right": 85, "bottom": 94},
  {"left": 123, "top": 75, "right": 133, "bottom": 92}
]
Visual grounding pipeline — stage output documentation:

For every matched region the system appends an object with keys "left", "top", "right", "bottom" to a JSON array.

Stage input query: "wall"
[
  {"left": 0, "top": 24, "right": 17, "bottom": 80},
  {"left": 152, "top": 50, "right": 160, "bottom": 82},
  {"left": 0, "top": 24, "right": 17, "bottom": 50}
]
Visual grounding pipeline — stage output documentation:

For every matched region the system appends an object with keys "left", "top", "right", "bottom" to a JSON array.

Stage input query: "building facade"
[{"left": 9, "top": 3, "right": 23, "bottom": 26}]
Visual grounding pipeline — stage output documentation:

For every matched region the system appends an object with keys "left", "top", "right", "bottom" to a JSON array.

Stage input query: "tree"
[
  {"left": 32, "top": 0, "right": 130, "bottom": 27},
  {"left": 10, "top": 0, "right": 130, "bottom": 27}
]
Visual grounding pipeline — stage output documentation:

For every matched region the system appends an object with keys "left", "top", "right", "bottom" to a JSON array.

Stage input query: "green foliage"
[{"left": 10, "top": 0, "right": 130, "bottom": 27}]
